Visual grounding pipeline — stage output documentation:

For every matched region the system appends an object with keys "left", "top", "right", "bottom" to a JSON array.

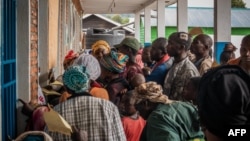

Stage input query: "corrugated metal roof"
[{"left": 142, "top": 7, "right": 250, "bottom": 27}]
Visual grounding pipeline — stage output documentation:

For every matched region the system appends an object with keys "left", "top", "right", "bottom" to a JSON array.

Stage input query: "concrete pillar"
[
  {"left": 135, "top": 12, "right": 141, "bottom": 41},
  {"left": 214, "top": 0, "right": 231, "bottom": 63},
  {"left": 144, "top": 6, "right": 151, "bottom": 43},
  {"left": 16, "top": 0, "right": 30, "bottom": 135},
  {"left": 177, "top": 0, "right": 188, "bottom": 32},
  {"left": 157, "top": 0, "right": 165, "bottom": 38}
]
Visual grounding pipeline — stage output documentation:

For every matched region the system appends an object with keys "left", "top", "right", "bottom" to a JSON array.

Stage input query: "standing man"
[
  {"left": 163, "top": 32, "right": 200, "bottom": 100},
  {"left": 190, "top": 34, "right": 213, "bottom": 75},
  {"left": 145, "top": 37, "right": 173, "bottom": 86}
]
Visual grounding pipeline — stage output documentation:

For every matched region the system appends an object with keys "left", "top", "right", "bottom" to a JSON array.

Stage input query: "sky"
[{"left": 171, "top": 0, "right": 250, "bottom": 8}]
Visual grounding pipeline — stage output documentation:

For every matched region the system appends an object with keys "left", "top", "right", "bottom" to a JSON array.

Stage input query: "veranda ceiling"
[{"left": 80, "top": 0, "right": 177, "bottom": 14}]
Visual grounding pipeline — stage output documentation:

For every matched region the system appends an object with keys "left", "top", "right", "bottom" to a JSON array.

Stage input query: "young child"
[
  {"left": 120, "top": 90, "right": 146, "bottom": 141},
  {"left": 183, "top": 77, "right": 201, "bottom": 105},
  {"left": 129, "top": 73, "right": 146, "bottom": 89}
]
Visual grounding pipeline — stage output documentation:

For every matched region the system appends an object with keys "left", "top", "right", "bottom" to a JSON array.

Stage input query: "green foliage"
[
  {"left": 232, "top": 0, "right": 246, "bottom": 8},
  {"left": 111, "top": 14, "right": 129, "bottom": 24}
]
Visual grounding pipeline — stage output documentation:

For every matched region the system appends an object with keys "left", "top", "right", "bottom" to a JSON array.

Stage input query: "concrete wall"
[{"left": 48, "top": 0, "right": 59, "bottom": 70}]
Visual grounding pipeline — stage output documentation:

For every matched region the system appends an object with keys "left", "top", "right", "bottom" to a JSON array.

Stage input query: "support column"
[
  {"left": 177, "top": 0, "right": 188, "bottom": 32},
  {"left": 214, "top": 0, "right": 231, "bottom": 63},
  {"left": 135, "top": 12, "right": 141, "bottom": 41},
  {"left": 144, "top": 6, "right": 151, "bottom": 43},
  {"left": 157, "top": 0, "right": 165, "bottom": 38}
]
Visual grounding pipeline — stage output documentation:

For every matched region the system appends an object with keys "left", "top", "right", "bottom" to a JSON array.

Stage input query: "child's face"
[
  {"left": 183, "top": 82, "right": 196, "bottom": 101},
  {"left": 121, "top": 95, "right": 137, "bottom": 116}
]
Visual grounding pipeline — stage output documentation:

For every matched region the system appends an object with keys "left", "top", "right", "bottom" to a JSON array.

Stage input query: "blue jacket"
[{"left": 146, "top": 57, "right": 173, "bottom": 86}]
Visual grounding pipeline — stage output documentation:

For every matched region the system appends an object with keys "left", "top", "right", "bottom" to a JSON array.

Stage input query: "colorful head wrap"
[
  {"left": 91, "top": 40, "right": 111, "bottom": 54},
  {"left": 63, "top": 65, "right": 90, "bottom": 94},
  {"left": 99, "top": 51, "right": 128, "bottom": 74},
  {"left": 73, "top": 54, "right": 101, "bottom": 80},
  {"left": 135, "top": 81, "right": 171, "bottom": 104}
]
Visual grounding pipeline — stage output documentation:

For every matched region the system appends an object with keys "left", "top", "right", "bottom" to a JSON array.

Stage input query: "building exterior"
[{"left": 140, "top": 7, "right": 250, "bottom": 59}]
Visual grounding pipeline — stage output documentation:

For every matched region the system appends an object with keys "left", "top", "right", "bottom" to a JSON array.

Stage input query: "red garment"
[
  {"left": 135, "top": 49, "right": 144, "bottom": 69},
  {"left": 123, "top": 63, "right": 143, "bottom": 81},
  {"left": 121, "top": 116, "right": 146, "bottom": 141},
  {"left": 151, "top": 54, "right": 170, "bottom": 71}
]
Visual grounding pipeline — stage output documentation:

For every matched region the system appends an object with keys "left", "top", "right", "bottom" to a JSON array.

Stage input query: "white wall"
[{"left": 208, "top": 35, "right": 242, "bottom": 60}]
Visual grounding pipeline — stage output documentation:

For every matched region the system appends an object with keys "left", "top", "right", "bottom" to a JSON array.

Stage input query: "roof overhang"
[{"left": 80, "top": 0, "right": 177, "bottom": 14}]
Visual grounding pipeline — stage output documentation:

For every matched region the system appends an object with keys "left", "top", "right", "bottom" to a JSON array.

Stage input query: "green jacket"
[{"left": 140, "top": 102, "right": 204, "bottom": 141}]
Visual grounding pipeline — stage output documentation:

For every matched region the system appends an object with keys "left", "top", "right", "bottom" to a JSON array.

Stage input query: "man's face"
[
  {"left": 191, "top": 37, "right": 207, "bottom": 56},
  {"left": 240, "top": 40, "right": 250, "bottom": 62},
  {"left": 150, "top": 44, "right": 163, "bottom": 61},
  {"left": 167, "top": 40, "right": 179, "bottom": 57}
]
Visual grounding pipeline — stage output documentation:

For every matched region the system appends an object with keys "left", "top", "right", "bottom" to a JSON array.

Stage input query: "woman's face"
[
  {"left": 93, "top": 47, "right": 109, "bottom": 60},
  {"left": 142, "top": 47, "right": 152, "bottom": 63}
]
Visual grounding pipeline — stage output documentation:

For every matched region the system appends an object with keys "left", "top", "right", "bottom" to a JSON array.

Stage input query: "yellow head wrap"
[{"left": 91, "top": 40, "right": 111, "bottom": 54}]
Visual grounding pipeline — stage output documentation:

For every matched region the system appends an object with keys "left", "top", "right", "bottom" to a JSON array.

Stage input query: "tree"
[
  {"left": 232, "top": 0, "right": 246, "bottom": 8},
  {"left": 111, "top": 14, "right": 129, "bottom": 24}
]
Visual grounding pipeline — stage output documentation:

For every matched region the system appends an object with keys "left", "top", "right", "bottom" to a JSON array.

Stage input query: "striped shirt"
[{"left": 46, "top": 96, "right": 126, "bottom": 141}]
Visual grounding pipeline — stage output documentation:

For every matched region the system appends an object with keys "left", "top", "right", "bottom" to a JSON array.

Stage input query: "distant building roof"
[
  {"left": 82, "top": 14, "right": 135, "bottom": 33},
  {"left": 141, "top": 7, "right": 250, "bottom": 28}
]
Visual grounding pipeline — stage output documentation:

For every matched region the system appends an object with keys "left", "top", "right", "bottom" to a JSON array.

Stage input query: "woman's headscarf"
[
  {"left": 99, "top": 51, "right": 128, "bottom": 74},
  {"left": 135, "top": 81, "right": 171, "bottom": 104},
  {"left": 63, "top": 50, "right": 79, "bottom": 70},
  {"left": 91, "top": 40, "right": 111, "bottom": 55},
  {"left": 73, "top": 54, "right": 101, "bottom": 80},
  {"left": 63, "top": 65, "right": 90, "bottom": 94},
  {"left": 198, "top": 65, "right": 250, "bottom": 138}
]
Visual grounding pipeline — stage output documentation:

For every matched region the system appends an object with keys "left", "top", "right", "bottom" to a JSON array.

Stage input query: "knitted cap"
[{"left": 63, "top": 65, "right": 90, "bottom": 94}]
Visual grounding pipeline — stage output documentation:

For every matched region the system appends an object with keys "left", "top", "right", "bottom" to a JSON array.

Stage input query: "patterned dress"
[{"left": 163, "top": 57, "right": 200, "bottom": 100}]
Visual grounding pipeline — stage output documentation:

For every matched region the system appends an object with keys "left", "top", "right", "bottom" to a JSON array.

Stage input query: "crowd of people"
[{"left": 19, "top": 32, "right": 250, "bottom": 141}]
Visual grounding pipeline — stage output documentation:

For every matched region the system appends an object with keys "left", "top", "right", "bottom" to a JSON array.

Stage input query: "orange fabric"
[
  {"left": 90, "top": 87, "right": 109, "bottom": 100},
  {"left": 121, "top": 116, "right": 146, "bottom": 141},
  {"left": 227, "top": 57, "right": 241, "bottom": 65}
]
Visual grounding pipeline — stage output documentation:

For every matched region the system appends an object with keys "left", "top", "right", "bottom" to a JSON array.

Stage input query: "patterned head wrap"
[
  {"left": 64, "top": 50, "right": 79, "bottom": 60},
  {"left": 99, "top": 51, "right": 128, "bottom": 74},
  {"left": 91, "top": 40, "right": 111, "bottom": 54},
  {"left": 73, "top": 54, "right": 101, "bottom": 80},
  {"left": 63, "top": 65, "right": 90, "bottom": 94},
  {"left": 135, "top": 81, "right": 171, "bottom": 104}
]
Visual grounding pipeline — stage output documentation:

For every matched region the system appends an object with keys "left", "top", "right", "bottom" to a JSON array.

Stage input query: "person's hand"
[{"left": 71, "top": 126, "right": 88, "bottom": 141}]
